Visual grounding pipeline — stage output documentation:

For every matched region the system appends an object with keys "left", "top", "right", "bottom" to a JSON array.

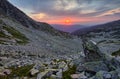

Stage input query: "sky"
[{"left": 8, "top": 0, "right": 120, "bottom": 25}]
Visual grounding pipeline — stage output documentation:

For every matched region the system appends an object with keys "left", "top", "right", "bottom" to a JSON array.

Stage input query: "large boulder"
[
  {"left": 56, "top": 69, "right": 62, "bottom": 79},
  {"left": 77, "top": 61, "right": 109, "bottom": 73},
  {"left": 110, "top": 69, "right": 120, "bottom": 79},
  {"left": 94, "top": 71, "right": 111, "bottom": 79},
  {"left": 104, "top": 58, "right": 120, "bottom": 71},
  {"left": 82, "top": 39, "right": 103, "bottom": 62}
]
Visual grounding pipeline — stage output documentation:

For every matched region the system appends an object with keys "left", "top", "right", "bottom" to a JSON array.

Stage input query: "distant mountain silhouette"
[
  {"left": 72, "top": 20, "right": 120, "bottom": 36},
  {"left": 52, "top": 24, "right": 87, "bottom": 33}
]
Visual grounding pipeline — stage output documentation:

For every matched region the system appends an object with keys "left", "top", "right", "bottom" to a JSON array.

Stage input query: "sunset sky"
[{"left": 8, "top": 0, "right": 120, "bottom": 25}]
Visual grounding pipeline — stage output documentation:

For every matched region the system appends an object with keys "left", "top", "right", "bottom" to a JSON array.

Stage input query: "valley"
[{"left": 0, "top": 0, "right": 120, "bottom": 79}]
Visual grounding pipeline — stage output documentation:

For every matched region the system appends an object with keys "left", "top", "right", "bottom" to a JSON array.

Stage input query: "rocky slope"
[
  {"left": 0, "top": 0, "right": 120, "bottom": 79},
  {"left": 0, "top": 0, "right": 84, "bottom": 78},
  {"left": 73, "top": 20, "right": 120, "bottom": 56},
  {"left": 0, "top": 0, "right": 71, "bottom": 38}
]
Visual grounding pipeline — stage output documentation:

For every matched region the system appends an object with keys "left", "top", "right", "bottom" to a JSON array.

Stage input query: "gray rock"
[
  {"left": 91, "top": 71, "right": 111, "bottom": 79},
  {"left": 110, "top": 69, "right": 120, "bottom": 79},
  {"left": 83, "top": 61, "right": 109, "bottom": 73},
  {"left": 30, "top": 68, "right": 39, "bottom": 76},
  {"left": 37, "top": 73, "right": 43, "bottom": 79},
  {"left": 82, "top": 39, "right": 103, "bottom": 62},
  {"left": 56, "top": 69, "right": 62, "bottom": 79},
  {"left": 104, "top": 58, "right": 120, "bottom": 71}
]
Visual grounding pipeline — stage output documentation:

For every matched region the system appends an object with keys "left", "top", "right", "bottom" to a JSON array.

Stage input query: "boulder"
[
  {"left": 30, "top": 68, "right": 39, "bottom": 76},
  {"left": 94, "top": 71, "right": 111, "bottom": 79},
  {"left": 84, "top": 61, "right": 109, "bottom": 73},
  {"left": 58, "top": 61, "right": 66, "bottom": 69},
  {"left": 104, "top": 58, "right": 120, "bottom": 71},
  {"left": 37, "top": 71, "right": 49, "bottom": 79},
  {"left": 71, "top": 72, "right": 87, "bottom": 79},
  {"left": 56, "top": 69, "right": 62, "bottom": 79},
  {"left": 63, "top": 65, "right": 68, "bottom": 72},
  {"left": 82, "top": 39, "right": 103, "bottom": 62},
  {"left": 110, "top": 68, "right": 120, "bottom": 79}
]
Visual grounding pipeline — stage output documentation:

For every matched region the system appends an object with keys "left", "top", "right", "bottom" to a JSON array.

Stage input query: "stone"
[
  {"left": 58, "top": 61, "right": 66, "bottom": 69},
  {"left": 30, "top": 68, "right": 39, "bottom": 76},
  {"left": 83, "top": 61, "right": 109, "bottom": 73},
  {"left": 37, "top": 73, "right": 43, "bottom": 79},
  {"left": 71, "top": 72, "right": 87, "bottom": 79},
  {"left": 104, "top": 58, "right": 120, "bottom": 71},
  {"left": 56, "top": 69, "right": 62, "bottom": 79},
  {"left": 37, "top": 71, "right": 48, "bottom": 79},
  {"left": 82, "top": 39, "right": 103, "bottom": 62},
  {"left": 3, "top": 69, "right": 11, "bottom": 75},
  {"left": 93, "top": 71, "right": 112, "bottom": 79},
  {"left": 103, "top": 73, "right": 111, "bottom": 79},
  {"left": 63, "top": 65, "right": 68, "bottom": 72},
  {"left": 110, "top": 69, "right": 120, "bottom": 79}
]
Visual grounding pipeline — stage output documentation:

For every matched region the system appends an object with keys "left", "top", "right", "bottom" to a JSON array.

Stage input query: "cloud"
[
  {"left": 30, "top": 13, "right": 47, "bottom": 20},
  {"left": 96, "top": 8, "right": 120, "bottom": 17},
  {"left": 8, "top": 0, "right": 120, "bottom": 24}
]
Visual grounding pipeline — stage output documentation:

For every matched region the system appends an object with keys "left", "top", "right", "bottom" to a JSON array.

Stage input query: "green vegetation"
[
  {"left": 10, "top": 65, "right": 33, "bottom": 77},
  {"left": 0, "top": 65, "right": 34, "bottom": 79},
  {"left": 0, "top": 76, "right": 7, "bottom": 79},
  {"left": 0, "top": 19, "right": 29, "bottom": 45},
  {"left": 0, "top": 40, "right": 5, "bottom": 44},
  {"left": 0, "top": 31, "right": 6, "bottom": 38},
  {"left": 112, "top": 49, "right": 120, "bottom": 56},
  {"left": 3, "top": 26, "right": 29, "bottom": 44},
  {"left": 62, "top": 65, "right": 77, "bottom": 79}
]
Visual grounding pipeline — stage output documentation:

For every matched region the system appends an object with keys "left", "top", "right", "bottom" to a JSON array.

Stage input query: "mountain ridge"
[
  {"left": 52, "top": 24, "right": 87, "bottom": 33},
  {"left": 72, "top": 19, "right": 120, "bottom": 36},
  {"left": 0, "top": 0, "right": 71, "bottom": 38}
]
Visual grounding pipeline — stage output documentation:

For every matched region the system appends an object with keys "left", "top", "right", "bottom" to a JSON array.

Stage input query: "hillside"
[
  {"left": 0, "top": 0, "right": 71, "bottom": 38},
  {"left": 0, "top": 0, "right": 120, "bottom": 79},
  {"left": 73, "top": 20, "right": 120, "bottom": 55}
]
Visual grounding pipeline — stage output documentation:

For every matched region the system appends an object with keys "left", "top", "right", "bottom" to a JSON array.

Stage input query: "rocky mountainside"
[
  {"left": 73, "top": 20, "right": 120, "bottom": 56},
  {"left": 0, "top": 1, "right": 84, "bottom": 78},
  {"left": 0, "top": 0, "right": 71, "bottom": 37},
  {"left": 0, "top": 0, "right": 120, "bottom": 79},
  {"left": 0, "top": 0, "right": 83, "bottom": 57}
]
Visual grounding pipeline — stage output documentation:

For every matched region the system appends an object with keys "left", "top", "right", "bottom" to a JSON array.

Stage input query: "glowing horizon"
[{"left": 8, "top": 0, "right": 120, "bottom": 25}]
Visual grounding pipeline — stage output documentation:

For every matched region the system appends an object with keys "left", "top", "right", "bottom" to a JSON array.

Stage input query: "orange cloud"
[
  {"left": 96, "top": 8, "right": 120, "bottom": 17},
  {"left": 29, "top": 13, "right": 47, "bottom": 20}
]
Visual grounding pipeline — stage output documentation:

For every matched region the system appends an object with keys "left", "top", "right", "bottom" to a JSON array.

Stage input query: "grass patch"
[
  {"left": 2, "top": 65, "right": 34, "bottom": 79},
  {"left": 8, "top": 65, "right": 34, "bottom": 78},
  {"left": 0, "top": 31, "right": 9, "bottom": 38},
  {"left": 0, "top": 76, "right": 8, "bottom": 79},
  {"left": 0, "top": 40, "right": 5, "bottom": 44},
  {"left": 112, "top": 49, "right": 120, "bottom": 56},
  {"left": 0, "top": 31, "right": 6, "bottom": 38},
  {"left": 62, "top": 65, "right": 77, "bottom": 79},
  {"left": 3, "top": 26, "right": 29, "bottom": 44}
]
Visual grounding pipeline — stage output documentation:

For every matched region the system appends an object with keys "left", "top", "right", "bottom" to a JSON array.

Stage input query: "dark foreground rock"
[{"left": 77, "top": 39, "right": 120, "bottom": 79}]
